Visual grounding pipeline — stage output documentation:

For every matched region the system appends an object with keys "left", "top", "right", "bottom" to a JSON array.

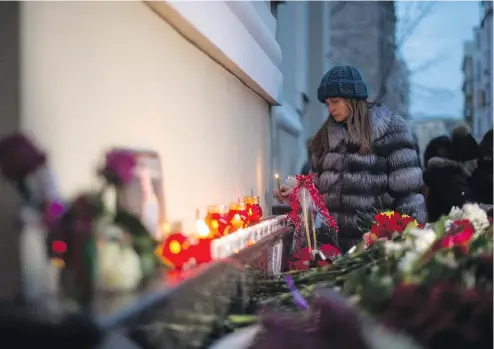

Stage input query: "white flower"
[
  {"left": 436, "top": 253, "right": 459, "bottom": 269},
  {"left": 448, "top": 206, "right": 463, "bottom": 219},
  {"left": 384, "top": 241, "right": 404, "bottom": 255},
  {"left": 462, "top": 203, "right": 489, "bottom": 233},
  {"left": 398, "top": 251, "right": 420, "bottom": 273},
  {"left": 97, "top": 242, "right": 142, "bottom": 292},
  {"left": 444, "top": 219, "right": 454, "bottom": 232},
  {"left": 406, "top": 227, "right": 424, "bottom": 240},
  {"left": 413, "top": 229, "right": 437, "bottom": 253}
]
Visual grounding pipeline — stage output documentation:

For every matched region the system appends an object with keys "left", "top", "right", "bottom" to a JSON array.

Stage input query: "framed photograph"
[{"left": 113, "top": 148, "right": 165, "bottom": 240}]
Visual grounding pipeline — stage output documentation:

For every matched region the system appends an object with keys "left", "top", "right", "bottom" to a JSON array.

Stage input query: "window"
[{"left": 478, "top": 90, "right": 485, "bottom": 107}]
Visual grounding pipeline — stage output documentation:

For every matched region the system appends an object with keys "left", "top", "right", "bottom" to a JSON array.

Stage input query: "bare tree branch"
[
  {"left": 396, "top": 1, "right": 435, "bottom": 49},
  {"left": 374, "top": 1, "right": 435, "bottom": 104},
  {"left": 408, "top": 46, "right": 451, "bottom": 75}
]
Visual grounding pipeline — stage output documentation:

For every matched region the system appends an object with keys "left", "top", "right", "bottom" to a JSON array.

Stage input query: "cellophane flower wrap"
[{"left": 283, "top": 174, "right": 338, "bottom": 253}]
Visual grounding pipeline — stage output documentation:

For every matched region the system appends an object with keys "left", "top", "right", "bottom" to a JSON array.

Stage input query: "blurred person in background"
[
  {"left": 275, "top": 66, "right": 426, "bottom": 252},
  {"left": 469, "top": 129, "right": 493, "bottom": 205},
  {"left": 450, "top": 123, "right": 480, "bottom": 175},
  {"left": 422, "top": 134, "right": 475, "bottom": 222}
]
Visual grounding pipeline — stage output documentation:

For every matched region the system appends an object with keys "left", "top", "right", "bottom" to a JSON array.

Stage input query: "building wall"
[
  {"left": 328, "top": 1, "right": 409, "bottom": 117},
  {"left": 271, "top": 1, "right": 330, "bottom": 181},
  {"left": 462, "top": 41, "right": 475, "bottom": 128},
  {"left": 471, "top": 2, "right": 493, "bottom": 140},
  {"left": 20, "top": 1, "right": 272, "bottom": 230}
]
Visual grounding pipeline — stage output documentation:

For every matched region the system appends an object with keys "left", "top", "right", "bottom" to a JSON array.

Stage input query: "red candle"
[
  {"left": 227, "top": 202, "right": 248, "bottom": 233},
  {"left": 205, "top": 205, "right": 229, "bottom": 237},
  {"left": 244, "top": 196, "right": 263, "bottom": 226},
  {"left": 156, "top": 233, "right": 211, "bottom": 269}
]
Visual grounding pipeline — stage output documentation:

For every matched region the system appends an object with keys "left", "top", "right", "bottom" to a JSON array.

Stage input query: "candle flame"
[
  {"left": 275, "top": 173, "right": 279, "bottom": 179},
  {"left": 196, "top": 219, "right": 210, "bottom": 237}
]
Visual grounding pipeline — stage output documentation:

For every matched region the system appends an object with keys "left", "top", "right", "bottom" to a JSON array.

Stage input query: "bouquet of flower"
[
  {"left": 0, "top": 132, "right": 159, "bottom": 306},
  {"left": 234, "top": 203, "right": 493, "bottom": 349},
  {"left": 361, "top": 211, "right": 419, "bottom": 246}
]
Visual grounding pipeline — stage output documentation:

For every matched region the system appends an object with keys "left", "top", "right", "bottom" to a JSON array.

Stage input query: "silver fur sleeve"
[{"left": 385, "top": 122, "right": 427, "bottom": 223}]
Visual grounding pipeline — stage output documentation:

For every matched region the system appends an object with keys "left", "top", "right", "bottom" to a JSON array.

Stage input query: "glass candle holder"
[
  {"left": 244, "top": 196, "right": 263, "bottom": 226},
  {"left": 227, "top": 202, "right": 248, "bottom": 233},
  {"left": 205, "top": 205, "right": 229, "bottom": 238}
]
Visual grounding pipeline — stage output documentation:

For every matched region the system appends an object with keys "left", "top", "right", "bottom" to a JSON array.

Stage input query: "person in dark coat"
[
  {"left": 469, "top": 129, "right": 493, "bottom": 205},
  {"left": 451, "top": 123, "right": 481, "bottom": 174},
  {"left": 423, "top": 135, "right": 475, "bottom": 222},
  {"left": 275, "top": 66, "right": 426, "bottom": 252}
]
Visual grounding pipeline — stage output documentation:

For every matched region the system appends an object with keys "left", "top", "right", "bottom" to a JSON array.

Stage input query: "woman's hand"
[{"left": 273, "top": 185, "right": 294, "bottom": 203}]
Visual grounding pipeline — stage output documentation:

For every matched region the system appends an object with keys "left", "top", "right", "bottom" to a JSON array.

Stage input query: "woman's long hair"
[{"left": 311, "top": 99, "right": 373, "bottom": 162}]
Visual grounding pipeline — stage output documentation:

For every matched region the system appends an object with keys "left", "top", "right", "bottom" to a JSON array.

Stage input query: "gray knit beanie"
[{"left": 317, "top": 66, "right": 368, "bottom": 103}]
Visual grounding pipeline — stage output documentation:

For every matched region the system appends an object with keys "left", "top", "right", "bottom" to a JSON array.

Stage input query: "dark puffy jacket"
[
  {"left": 423, "top": 157, "right": 475, "bottom": 221},
  {"left": 469, "top": 129, "right": 493, "bottom": 205}
]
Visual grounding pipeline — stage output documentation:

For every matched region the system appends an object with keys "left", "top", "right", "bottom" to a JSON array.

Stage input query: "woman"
[
  {"left": 422, "top": 135, "right": 475, "bottom": 222},
  {"left": 275, "top": 66, "right": 426, "bottom": 252}
]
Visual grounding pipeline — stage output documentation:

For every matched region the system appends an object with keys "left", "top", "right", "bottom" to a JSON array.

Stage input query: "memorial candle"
[
  {"left": 205, "top": 205, "right": 229, "bottom": 237},
  {"left": 275, "top": 173, "right": 281, "bottom": 191},
  {"left": 227, "top": 202, "right": 248, "bottom": 233},
  {"left": 244, "top": 196, "right": 263, "bottom": 226}
]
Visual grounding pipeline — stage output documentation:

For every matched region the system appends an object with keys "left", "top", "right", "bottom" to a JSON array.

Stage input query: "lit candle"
[{"left": 275, "top": 173, "right": 281, "bottom": 191}]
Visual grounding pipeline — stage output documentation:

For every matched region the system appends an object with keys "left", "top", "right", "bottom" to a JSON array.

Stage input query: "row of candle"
[
  {"left": 158, "top": 216, "right": 283, "bottom": 269},
  {"left": 202, "top": 196, "right": 263, "bottom": 238},
  {"left": 210, "top": 216, "right": 283, "bottom": 259}
]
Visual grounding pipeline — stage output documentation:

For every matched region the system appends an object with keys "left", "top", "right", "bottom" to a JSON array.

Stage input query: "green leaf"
[
  {"left": 433, "top": 216, "right": 448, "bottom": 237},
  {"left": 228, "top": 315, "right": 258, "bottom": 325}
]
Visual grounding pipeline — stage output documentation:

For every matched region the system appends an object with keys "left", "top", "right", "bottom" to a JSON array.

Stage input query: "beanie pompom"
[{"left": 452, "top": 123, "right": 471, "bottom": 140}]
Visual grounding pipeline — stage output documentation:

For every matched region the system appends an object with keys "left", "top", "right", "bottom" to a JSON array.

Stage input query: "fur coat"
[{"left": 311, "top": 105, "right": 426, "bottom": 251}]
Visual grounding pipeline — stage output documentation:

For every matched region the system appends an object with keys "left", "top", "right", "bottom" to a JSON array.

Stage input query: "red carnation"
[
  {"left": 438, "top": 219, "right": 475, "bottom": 252},
  {"left": 100, "top": 149, "right": 136, "bottom": 185},
  {"left": 0, "top": 132, "right": 46, "bottom": 182}
]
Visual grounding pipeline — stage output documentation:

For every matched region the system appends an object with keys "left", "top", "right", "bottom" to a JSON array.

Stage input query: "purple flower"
[
  {"left": 42, "top": 200, "right": 65, "bottom": 227},
  {"left": 284, "top": 275, "right": 309, "bottom": 311},
  {"left": 0, "top": 133, "right": 46, "bottom": 182},
  {"left": 100, "top": 150, "right": 136, "bottom": 186}
]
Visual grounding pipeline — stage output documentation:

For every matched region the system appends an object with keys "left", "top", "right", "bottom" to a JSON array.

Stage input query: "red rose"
[
  {"left": 0, "top": 133, "right": 46, "bottom": 182},
  {"left": 320, "top": 243, "right": 341, "bottom": 259},
  {"left": 293, "top": 247, "right": 311, "bottom": 261},
  {"left": 288, "top": 260, "right": 309, "bottom": 271},
  {"left": 370, "top": 223, "right": 386, "bottom": 237}
]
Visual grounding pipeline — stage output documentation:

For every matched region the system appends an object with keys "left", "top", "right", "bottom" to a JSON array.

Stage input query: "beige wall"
[{"left": 20, "top": 1, "right": 271, "bottom": 230}]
